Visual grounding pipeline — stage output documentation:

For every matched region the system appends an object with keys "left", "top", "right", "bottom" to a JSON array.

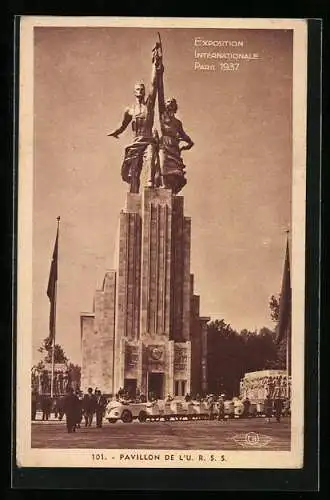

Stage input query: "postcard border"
[{"left": 11, "top": 16, "right": 321, "bottom": 491}]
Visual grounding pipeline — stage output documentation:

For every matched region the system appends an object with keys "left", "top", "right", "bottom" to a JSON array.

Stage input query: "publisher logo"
[
  {"left": 245, "top": 432, "right": 260, "bottom": 445},
  {"left": 232, "top": 432, "right": 272, "bottom": 448}
]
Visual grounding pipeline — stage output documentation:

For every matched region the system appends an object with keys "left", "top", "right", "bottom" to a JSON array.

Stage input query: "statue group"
[{"left": 108, "top": 35, "right": 194, "bottom": 195}]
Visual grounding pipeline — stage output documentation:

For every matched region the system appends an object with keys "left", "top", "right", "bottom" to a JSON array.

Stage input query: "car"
[
  {"left": 232, "top": 398, "right": 256, "bottom": 418},
  {"left": 145, "top": 399, "right": 211, "bottom": 421},
  {"left": 187, "top": 400, "right": 209, "bottom": 420},
  {"left": 145, "top": 400, "right": 188, "bottom": 421},
  {"left": 223, "top": 399, "right": 235, "bottom": 418},
  {"left": 105, "top": 400, "right": 148, "bottom": 423},
  {"left": 105, "top": 396, "right": 264, "bottom": 424},
  {"left": 144, "top": 400, "right": 164, "bottom": 421}
]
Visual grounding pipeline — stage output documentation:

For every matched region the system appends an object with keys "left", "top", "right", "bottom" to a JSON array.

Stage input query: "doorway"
[
  {"left": 148, "top": 373, "right": 164, "bottom": 400},
  {"left": 124, "top": 378, "right": 137, "bottom": 399}
]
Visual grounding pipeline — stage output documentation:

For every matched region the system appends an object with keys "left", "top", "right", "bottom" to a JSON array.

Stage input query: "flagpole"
[
  {"left": 50, "top": 281, "right": 57, "bottom": 398},
  {"left": 50, "top": 216, "right": 60, "bottom": 398}
]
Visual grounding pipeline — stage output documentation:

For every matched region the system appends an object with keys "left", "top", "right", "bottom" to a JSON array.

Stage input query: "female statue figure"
[{"left": 157, "top": 64, "right": 194, "bottom": 194}]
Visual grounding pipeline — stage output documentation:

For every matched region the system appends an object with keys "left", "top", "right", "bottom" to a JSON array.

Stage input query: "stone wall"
[
  {"left": 81, "top": 313, "right": 96, "bottom": 391},
  {"left": 81, "top": 270, "right": 116, "bottom": 393}
]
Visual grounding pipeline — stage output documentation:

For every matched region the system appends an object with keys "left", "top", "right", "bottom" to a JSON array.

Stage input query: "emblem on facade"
[{"left": 150, "top": 346, "right": 163, "bottom": 361}]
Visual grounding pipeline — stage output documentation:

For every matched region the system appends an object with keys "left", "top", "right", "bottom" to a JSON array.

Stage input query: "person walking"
[
  {"left": 242, "top": 397, "right": 251, "bottom": 418},
  {"left": 57, "top": 395, "right": 65, "bottom": 421},
  {"left": 83, "top": 387, "right": 96, "bottom": 427},
  {"left": 64, "top": 387, "right": 80, "bottom": 433},
  {"left": 274, "top": 397, "right": 283, "bottom": 423},
  {"left": 264, "top": 394, "right": 273, "bottom": 423},
  {"left": 217, "top": 397, "right": 225, "bottom": 423},
  {"left": 75, "top": 390, "right": 83, "bottom": 429},
  {"left": 31, "top": 390, "right": 38, "bottom": 421},
  {"left": 54, "top": 397, "right": 59, "bottom": 419},
  {"left": 41, "top": 395, "right": 51, "bottom": 421},
  {"left": 207, "top": 395, "right": 215, "bottom": 420},
  {"left": 95, "top": 390, "right": 106, "bottom": 428},
  {"left": 283, "top": 398, "right": 291, "bottom": 417}
]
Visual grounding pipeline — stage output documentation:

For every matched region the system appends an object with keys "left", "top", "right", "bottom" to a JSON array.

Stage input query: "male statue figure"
[{"left": 108, "top": 44, "right": 162, "bottom": 194}]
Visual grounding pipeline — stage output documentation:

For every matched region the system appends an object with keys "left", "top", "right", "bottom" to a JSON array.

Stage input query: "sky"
[{"left": 32, "top": 26, "right": 293, "bottom": 365}]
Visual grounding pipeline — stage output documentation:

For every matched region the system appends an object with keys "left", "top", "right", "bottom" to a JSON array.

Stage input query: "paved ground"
[{"left": 31, "top": 417, "right": 290, "bottom": 450}]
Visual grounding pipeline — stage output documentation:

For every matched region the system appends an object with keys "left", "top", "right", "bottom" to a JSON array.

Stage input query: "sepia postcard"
[{"left": 15, "top": 16, "right": 309, "bottom": 472}]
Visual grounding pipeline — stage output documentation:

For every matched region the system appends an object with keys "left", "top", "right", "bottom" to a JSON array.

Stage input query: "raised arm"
[
  {"left": 147, "top": 44, "right": 162, "bottom": 110},
  {"left": 107, "top": 108, "right": 132, "bottom": 138},
  {"left": 157, "top": 63, "right": 165, "bottom": 117},
  {"left": 147, "top": 57, "right": 158, "bottom": 110}
]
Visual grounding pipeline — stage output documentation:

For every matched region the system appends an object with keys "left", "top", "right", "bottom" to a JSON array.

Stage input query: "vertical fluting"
[
  {"left": 132, "top": 213, "right": 136, "bottom": 339},
  {"left": 147, "top": 203, "right": 152, "bottom": 333},
  {"left": 162, "top": 205, "right": 167, "bottom": 333},
  {"left": 124, "top": 213, "right": 129, "bottom": 337},
  {"left": 155, "top": 203, "right": 160, "bottom": 333}
]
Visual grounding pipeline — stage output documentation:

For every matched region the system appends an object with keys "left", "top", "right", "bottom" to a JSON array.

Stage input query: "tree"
[
  {"left": 206, "top": 321, "right": 283, "bottom": 398},
  {"left": 269, "top": 294, "right": 280, "bottom": 322},
  {"left": 33, "top": 338, "right": 82, "bottom": 394},
  {"left": 38, "top": 337, "right": 68, "bottom": 364},
  {"left": 207, "top": 320, "right": 252, "bottom": 398},
  {"left": 258, "top": 327, "right": 285, "bottom": 370}
]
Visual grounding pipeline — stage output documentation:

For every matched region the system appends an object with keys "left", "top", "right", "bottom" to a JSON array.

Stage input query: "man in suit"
[
  {"left": 75, "top": 390, "right": 83, "bottom": 429},
  {"left": 264, "top": 393, "right": 273, "bottom": 423},
  {"left": 242, "top": 397, "right": 251, "bottom": 418},
  {"left": 41, "top": 395, "right": 52, "bottom": 421},
  {"left": 217, "top": 396, "right": 226, "bottom": 423},
  {"left": 64, "top": 387, "right": 80, "bottom": 433},
  {"left": 56, "top": 395, "right": 65, "bottom": 420},
  {"left": 83, "top": 387, "right": 96, "bottom": 427},
  {"left": 274, "top": 397, "right": 283, "bottom": 423},
  {"left": 31, "top": 389, "right": 38, "bottom": 420},
  {"left": 95, "top": 390, "right": 106, "bottom": 428}
]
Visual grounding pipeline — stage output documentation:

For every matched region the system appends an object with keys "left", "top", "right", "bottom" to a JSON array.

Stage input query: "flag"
[
  {"left": 47, "top": 227, "right": 58, "bottom": 344},
  {"left": 276, "top": 238, "right": 291, "bottom": 344}
]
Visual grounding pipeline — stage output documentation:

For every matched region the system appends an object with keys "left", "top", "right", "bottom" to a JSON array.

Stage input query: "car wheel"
[
  {"left": 121, "top": 410, "right": 133, "bottom": 423},
  {"left": 108, "top": 418, "right": 117, "bottom": 424},
  {"left": 138, "top": 411, "right": 147, "bottom": 423}
]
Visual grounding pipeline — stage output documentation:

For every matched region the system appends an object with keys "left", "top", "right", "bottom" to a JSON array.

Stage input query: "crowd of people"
[
  {"left": 62, "top": 387, "right": 108, "bottom": 433},
  {"left": 31, "top": 387, "right": 108, "bottom": 433}
]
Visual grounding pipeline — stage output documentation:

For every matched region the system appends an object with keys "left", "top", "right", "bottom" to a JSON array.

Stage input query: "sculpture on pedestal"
[{"left": 108, "top": 34, "right": 194, "bottom": 195}]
